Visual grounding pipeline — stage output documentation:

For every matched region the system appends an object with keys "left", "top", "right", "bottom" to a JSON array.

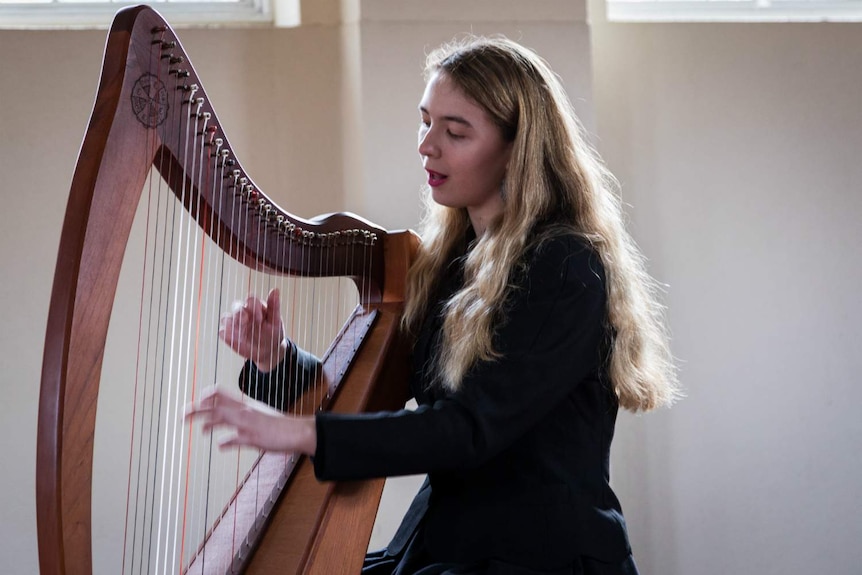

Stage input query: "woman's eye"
[{"left": 447, "top": 130, "right": 464, "bottom": 140}]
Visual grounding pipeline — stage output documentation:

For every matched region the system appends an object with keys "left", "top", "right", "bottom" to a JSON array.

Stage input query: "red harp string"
[{"left": 36, "top": 5, "right": 418, "bottom": 575}]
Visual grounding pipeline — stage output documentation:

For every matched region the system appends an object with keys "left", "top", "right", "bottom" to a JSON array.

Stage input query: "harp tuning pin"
[
  {"left": 161, "top": 40, "right": 176, "bottom": 49},
  {"left": 215, "top": 138, "right": 224, "bottom": 147}
]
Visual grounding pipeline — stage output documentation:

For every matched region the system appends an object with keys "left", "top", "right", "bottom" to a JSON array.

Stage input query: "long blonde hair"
[{"left": 403, "top": 37, "right": 678, "bottom": 412}]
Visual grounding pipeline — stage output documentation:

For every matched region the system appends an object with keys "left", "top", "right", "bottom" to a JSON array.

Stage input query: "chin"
[{"left": 430, "top": 190, "right": 460, "bottom": 209}]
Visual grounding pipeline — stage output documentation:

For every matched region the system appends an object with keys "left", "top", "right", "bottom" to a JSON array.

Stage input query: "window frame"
[
  {"left": 0, "top": 0, "right": 273, "bottom": 29},
  {"left": 607, "top": 0, "right": 862, "bottom": 22}
]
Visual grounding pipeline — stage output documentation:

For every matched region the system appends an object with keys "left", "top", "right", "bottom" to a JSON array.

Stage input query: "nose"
[{"left": 417, "top": 125, "right": 439, "bottom": 158}]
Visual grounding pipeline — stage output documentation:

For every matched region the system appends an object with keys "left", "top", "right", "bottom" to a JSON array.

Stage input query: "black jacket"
[{"left": 243, "top": 233, "right": 632, "bottom": 570}]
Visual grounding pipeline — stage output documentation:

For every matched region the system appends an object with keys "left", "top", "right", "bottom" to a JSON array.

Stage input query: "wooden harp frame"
[{"left": 36, "top": 5, "right": 418, "bottom": 574}]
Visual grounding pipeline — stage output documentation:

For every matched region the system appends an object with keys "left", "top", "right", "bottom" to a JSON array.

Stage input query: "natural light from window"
[
  {"left": 0, "top": 0, "right": 280, "bottom": 28},
  {"left": 607, "top": 0, "right": 862, "bottom": 22}
]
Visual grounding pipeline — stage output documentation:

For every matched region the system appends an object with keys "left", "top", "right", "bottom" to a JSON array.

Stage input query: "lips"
[{"left": 426, "top": 169, "right": 448, "bottom": 187}]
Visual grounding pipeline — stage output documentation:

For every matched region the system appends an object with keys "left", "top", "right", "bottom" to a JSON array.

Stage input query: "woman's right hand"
[{"left": 219, "top": 288, "right": 287, "bottom": 372}]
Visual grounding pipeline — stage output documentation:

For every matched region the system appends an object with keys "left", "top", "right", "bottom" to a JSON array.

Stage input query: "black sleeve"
[
  {"left": 313, "top": 237, "right": 607, "bottom": 480},
  {"left": 238, "top": 342, "right": 322, "bottom": 412}
]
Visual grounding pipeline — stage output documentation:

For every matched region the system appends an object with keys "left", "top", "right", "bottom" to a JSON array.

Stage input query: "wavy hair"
[{"left": 402, "top": 37, "right": 678, "bottom": 412}]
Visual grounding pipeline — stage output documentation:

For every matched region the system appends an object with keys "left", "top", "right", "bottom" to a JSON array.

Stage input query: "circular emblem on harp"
[{"left": 131, "top": 73, "right": 169, "bottom": 128}]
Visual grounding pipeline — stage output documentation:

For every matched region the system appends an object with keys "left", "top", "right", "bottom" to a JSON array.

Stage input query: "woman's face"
[{"left": 418, "top": 72, "right": 512, "bottom": 233}]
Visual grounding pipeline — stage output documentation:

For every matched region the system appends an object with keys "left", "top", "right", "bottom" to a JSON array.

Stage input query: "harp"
[{"left": 36, "top": 5, "right": 417, "bottom": 574}]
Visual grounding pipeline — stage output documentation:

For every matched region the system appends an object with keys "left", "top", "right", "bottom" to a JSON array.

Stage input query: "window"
[
  {"left": 607, "top": 0, "right": 862, "bottom": 22},
  {"left": 0, "top": 0, "right": 283, "bottom": 29}
]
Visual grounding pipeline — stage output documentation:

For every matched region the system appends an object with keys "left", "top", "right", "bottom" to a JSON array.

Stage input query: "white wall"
[{"left": 590, "top": 10, "right": 862, "bottom": 575}]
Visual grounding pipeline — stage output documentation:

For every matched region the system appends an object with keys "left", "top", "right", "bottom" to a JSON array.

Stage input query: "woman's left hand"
[{"left": 185, "top": 387, "right": 317, "bottom": 455}]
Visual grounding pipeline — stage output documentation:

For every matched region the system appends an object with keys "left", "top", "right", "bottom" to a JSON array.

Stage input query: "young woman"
[{"left": 187, "top": 37, "right": 678, "bottom": 575}]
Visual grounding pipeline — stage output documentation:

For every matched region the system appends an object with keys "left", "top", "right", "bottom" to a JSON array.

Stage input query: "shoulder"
[{"left": 519, "top": 231, "right": 606, "bottom": 301}]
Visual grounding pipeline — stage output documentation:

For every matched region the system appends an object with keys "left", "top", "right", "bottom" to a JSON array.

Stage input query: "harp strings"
[{"left": 111, "top": 24, "right": 369, "bottom": 574}]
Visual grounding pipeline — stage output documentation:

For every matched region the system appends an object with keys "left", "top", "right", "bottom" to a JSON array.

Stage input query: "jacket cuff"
[{"left": 238, "top": 342, "right": 323, "bottom": 412}]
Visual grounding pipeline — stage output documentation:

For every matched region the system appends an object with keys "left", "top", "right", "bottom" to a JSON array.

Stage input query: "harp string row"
[{"left": 107, "top": 22, "right": 373, "bottom": 575}]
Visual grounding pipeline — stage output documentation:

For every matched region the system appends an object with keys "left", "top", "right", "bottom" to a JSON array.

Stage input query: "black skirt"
[{"left": 362, "top": 516, "right": 640, "bottom": 575}]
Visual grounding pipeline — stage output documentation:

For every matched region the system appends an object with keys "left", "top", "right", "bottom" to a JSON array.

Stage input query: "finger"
[
  {"left": 245, "top": 296, "right": 265, "bottom": 325},
  {"left": 219, "top": 320, "right": 238, "bottom": 347},
  {"left": 219, "top": 311, "right": 238, "bottom": 333},
  {"left": 218, "top": 423, "right": 264, "bottom": 450},
  {"left": 198, "top": 385, "right": 225, "bottom": 403},
  {"left": 218, "top": 318, "right": 230, "bottom": 342},
  {"left": 191, "top": 387, "right": 237, "bottom": 412},
  {"left": 266, "top": 288, "right": 281, "bottom": 321},
  {"left": 217, "top": 431, "right": 241, "bottom": 450},
  {"left": 231, "top": 299, "right": 245, "bottom": 314},
  {"left": 187, "top": 401, "right": 240, "bottom": 431}
]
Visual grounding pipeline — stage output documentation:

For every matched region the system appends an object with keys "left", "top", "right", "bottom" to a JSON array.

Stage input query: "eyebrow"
[{"left": 419, "top": 106, "right": 473, "bottom": 128}]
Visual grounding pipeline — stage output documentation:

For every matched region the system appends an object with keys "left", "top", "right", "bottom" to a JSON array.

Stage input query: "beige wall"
[
  {"left": 0, "top": 2, "right": 590, "bottom": 572},
  {"left": 590, "top": 7, "right": 862, "bottom": 574},
  {"left": 3, "top": 1, "right": 861, "bottom": 573},
  {"left": 0, "top": 22, "right": 350, "bottom": 574}
]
